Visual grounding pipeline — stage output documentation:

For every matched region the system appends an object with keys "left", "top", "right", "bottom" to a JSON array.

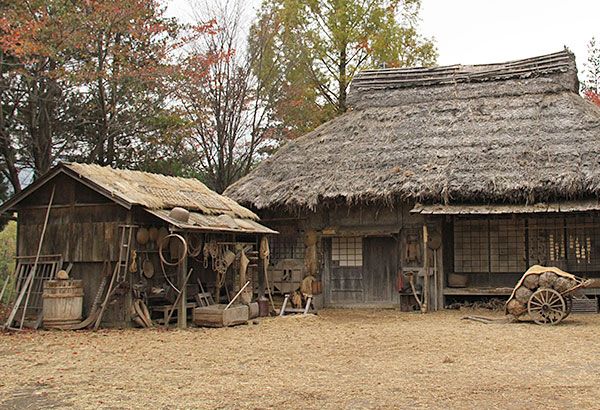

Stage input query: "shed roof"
[
  {"left": 225, "top": 50, "right": 600, "bottom": 210},
  {"left": 0, "top": 163, "right": 275, "bottom": 234},
  {"left": 146, "top": 209, "right": 277, "bottom": 234}
]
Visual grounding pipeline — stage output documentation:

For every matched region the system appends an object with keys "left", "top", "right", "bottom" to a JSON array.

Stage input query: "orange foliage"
[{"left": 585, "top": 90, "right": 600, "bottom": 107}]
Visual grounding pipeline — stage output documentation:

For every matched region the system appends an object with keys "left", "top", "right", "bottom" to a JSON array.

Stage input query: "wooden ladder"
[{"left": 94, "top": 225, "right": 136, "bottom": 329}]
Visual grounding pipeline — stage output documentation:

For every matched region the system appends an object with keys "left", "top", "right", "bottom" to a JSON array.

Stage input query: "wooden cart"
[{"left": 506, "top": 266, "right": 593, "bottom": 325}]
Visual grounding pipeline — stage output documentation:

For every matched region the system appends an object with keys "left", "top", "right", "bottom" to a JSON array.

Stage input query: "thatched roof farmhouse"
[
  {"left": 227, "top": 50, "right": 600, "bottom": 210},
  {"left": 225, "top": 50, "right": 600, "bottom": 310}
]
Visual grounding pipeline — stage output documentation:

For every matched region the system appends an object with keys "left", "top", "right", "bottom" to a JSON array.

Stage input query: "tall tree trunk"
[
  {"left": 0, "top": 133, "right": 21, "bottom": 193},
  {"left": 338, "top": 44, "right": 347, "bottom": 114}
]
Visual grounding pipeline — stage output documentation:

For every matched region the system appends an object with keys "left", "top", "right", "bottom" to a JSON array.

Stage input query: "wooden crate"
[
  {"left": 572, "top": 297, "right": 598, "bottom": 313},
  {"left": 193, "top": 304, "right": 249, "bottom": 327}
]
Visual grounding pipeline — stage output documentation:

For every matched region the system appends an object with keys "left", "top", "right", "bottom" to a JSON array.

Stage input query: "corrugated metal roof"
[
  {"left": 411, "top": 200, "right": 600, "bottom": 215},
  {"left": 147, "top": 209, "right": 277, "bottom": 235}
]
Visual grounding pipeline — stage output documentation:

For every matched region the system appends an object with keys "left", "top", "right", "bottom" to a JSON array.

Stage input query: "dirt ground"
[{"left": 1, "top": 309, "right": 600, "bottom": 409}]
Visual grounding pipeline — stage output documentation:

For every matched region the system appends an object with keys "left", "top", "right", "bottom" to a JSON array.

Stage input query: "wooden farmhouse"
[
  {"left": 0, "top": 163, "right": 276, "bottom": 328},
  {"left": 225, "top": 50, "right": 600, "bottom": 310}
]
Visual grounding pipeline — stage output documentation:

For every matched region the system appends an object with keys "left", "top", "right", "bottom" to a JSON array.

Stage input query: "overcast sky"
[{"left": 167, "top": 0, "right": 600, "bottom": 77}]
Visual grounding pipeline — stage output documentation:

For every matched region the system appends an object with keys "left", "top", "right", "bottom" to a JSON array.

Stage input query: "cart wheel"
[
  {"left": 528, "top": 288, "right": 566, "bottom": 325},
  {"left": 563, "top": 295, "right": 573, "bottom": 319}
]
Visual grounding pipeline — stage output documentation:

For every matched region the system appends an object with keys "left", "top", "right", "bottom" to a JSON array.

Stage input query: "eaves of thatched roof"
[{"left": 225, "top": 50, "right": 600, "bottom": 210}]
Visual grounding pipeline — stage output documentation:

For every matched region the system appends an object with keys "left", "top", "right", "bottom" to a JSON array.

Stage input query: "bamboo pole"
[
  {"left": 0, "top": 279, "right": 9, "bottom": 304},
  {"left": 225, "top": 280, "right": 250, "bottom": 310}
]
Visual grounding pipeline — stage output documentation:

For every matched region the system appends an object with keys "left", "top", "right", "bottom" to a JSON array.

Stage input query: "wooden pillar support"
[
  {"left": 178, "top": 233, "right": 188, "bottom": 329},
  {"left": 422, "top": 224, "right": 429, "bottom": 313}
]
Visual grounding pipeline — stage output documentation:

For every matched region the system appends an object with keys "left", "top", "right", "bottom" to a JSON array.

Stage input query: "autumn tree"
[
  {"left": 583, "top": 37, "right": 600, "bottom": 107},
  {"left": 64, "top": 0, "right": 189, "bottom": 169},
  {"left": 176, "top": 1, "right": 280, "bottom": 193},
  {"left": 0, "top": 0, "right": 210, "bottom": 191},
  {"left": 0, "top": 0, "right": 72, "bottom": 191},
  {"left": 250, "top": 0, "right": 437, "bottom": 138}
]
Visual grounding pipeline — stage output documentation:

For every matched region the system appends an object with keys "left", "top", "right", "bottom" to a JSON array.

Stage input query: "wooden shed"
[
  {"left": 1, "top": 162, "right": 276, "bottom": 328},
  {"left": 224, "top": 50, "right": 600, "bottom": 310}
]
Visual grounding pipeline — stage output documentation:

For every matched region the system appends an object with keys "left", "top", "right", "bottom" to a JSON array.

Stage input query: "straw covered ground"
[{"left": 1, "top": 309, "right": 600, "bottom": 409}]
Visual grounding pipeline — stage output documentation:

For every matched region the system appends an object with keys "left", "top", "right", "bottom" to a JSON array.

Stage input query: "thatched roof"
[
  {"left": 225, "top": 50, "right": 600, "bottom": 210},
  {"left": 64, "top": 163, "right": 258, "bottom": 219},
  {"left": 2, "top": 162, "right": 258, "bottom": 221}
]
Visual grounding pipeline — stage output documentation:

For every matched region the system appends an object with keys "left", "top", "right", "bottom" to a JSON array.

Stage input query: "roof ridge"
[{"left": 351, "top": 49, "right": 576, "bottom": 92}]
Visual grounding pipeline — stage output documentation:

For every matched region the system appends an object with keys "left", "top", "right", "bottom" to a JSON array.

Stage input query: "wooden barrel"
[{"left": 43, "top": 279, "right": 84, "bottom": 328}]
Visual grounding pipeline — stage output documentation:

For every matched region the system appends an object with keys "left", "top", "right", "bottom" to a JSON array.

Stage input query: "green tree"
[{"left": 250, "top": 0, "right": 437, "bottom": 138}]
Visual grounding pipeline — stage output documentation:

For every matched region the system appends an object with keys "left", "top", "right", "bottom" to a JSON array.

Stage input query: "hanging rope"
[
  {"left": 188, "top": 235, "right": 203, "bottom": 257},
  {"left": 158, "top": 233, "right": 189, "bottom": 293}
]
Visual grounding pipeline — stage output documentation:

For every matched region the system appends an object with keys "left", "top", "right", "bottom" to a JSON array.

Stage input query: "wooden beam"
[
  {"left": 178, "top": 235, "right": 189, "bottom": 329},
  {"left": 422, "top": 225, "right": 429, "bottom": 313}
]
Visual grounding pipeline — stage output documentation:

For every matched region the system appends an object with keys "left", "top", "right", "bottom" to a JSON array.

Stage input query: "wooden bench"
[{"left": 152, "top": 302, "right": 196, "bottom": 324}]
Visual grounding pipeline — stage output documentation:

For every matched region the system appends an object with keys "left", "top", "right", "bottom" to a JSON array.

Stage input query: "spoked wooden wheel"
[{"left": 527, "top": 288, "right": 566, "bottom": 325}]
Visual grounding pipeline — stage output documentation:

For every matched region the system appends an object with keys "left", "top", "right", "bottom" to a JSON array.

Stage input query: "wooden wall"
[
  {"left": 14, "top": 174, "right": 131, "bottom": 326},
  {"left": 260, "top": 202, "right": 445, "bottom": 309},
  {"left": 17, "top": 174, "right": 127, "bottom": 262}
]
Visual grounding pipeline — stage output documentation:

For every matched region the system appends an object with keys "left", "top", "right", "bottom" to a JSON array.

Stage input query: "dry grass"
[{"left": 1, "top": 309, "right": 600, "bottom": 409}]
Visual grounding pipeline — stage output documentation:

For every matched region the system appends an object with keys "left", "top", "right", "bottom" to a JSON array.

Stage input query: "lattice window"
[
  {"left": 528, "top": 216, "right": 566, "bottom": 267},
  {"left": 528, "top": 215, "right": 600, "bottom": 272},
  {"left": 269, "top": 234, "right": 304, "bottom": 264},
  {"left": 455, "top": 215, "right": 600, "bottom": 275},
  {"left": 331, "top": 237, "right": 363, "bottom": 267},
  {"left": 489, "top": 219, "right": 526, "bottom": 272},
  {"left": 454, "top": 219, "right": 489, "bottom": 272}
]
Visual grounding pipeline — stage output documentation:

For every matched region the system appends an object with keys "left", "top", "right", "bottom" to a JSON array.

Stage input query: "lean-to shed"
[
  {"left": 225, "top": 50, "right": 600, "bottom": 309},
  {"left": 1, "top": 162, "right": 275, "bottom": 328}
]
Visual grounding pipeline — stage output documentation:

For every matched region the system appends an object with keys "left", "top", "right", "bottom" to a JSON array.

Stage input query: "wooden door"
[
  {"left": 328, "top": 237, "right": 364, "bottom": 304},
  {"left": 363, "top": 237, "right": 397, "bottom": 303},
  {"left": 326, "top": 236, "right": 398, "bottom": 305}
]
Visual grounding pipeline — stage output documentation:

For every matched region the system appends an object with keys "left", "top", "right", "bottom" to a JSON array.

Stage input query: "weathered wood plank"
[{"left": 193, "top": 304, "right": 248, "bottom": 327}]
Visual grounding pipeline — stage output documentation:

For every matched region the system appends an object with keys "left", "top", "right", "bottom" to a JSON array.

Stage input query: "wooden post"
[
  {"left": 124, "top": 211, "right": 134, "bottom": 328},
  {"left": 178, "top": 234, "right": 188, "bottom": 329},
  {"left": 422, "top": 225, "right": 429, "bottom": 313},
  {"left": 435, "top": 247, "right": 444, "bottom": 311}
]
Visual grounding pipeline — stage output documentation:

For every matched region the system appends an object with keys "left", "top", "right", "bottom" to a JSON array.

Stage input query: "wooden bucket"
[
  {"left": 43, "top": 279, "right": 84, "bottom": 328},
  {"left": 258, "top": 297, "right": 269, "bottom": 317}
]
